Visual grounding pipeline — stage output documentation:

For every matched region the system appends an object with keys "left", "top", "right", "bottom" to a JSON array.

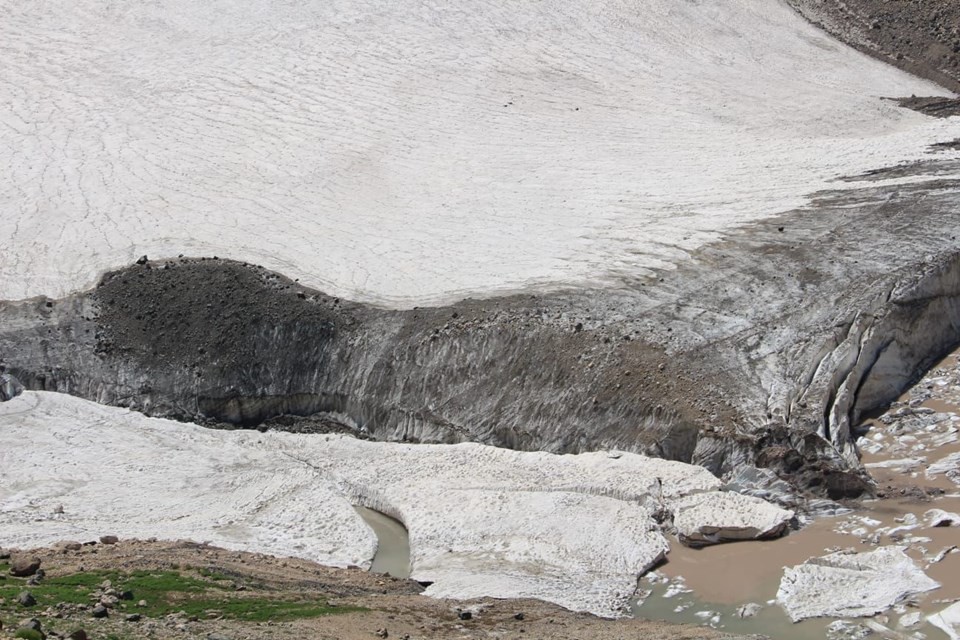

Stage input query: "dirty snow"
[
  {"left": 0, "top": 391, "right": 788, "bottom": 617},
  {"left": 2, "top": 0, "right": 959, "bottom": 306}
]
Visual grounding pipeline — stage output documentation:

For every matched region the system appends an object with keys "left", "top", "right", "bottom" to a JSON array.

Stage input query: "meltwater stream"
[{"left": 355, "top": 506, "right": 412, "bottom": 579}]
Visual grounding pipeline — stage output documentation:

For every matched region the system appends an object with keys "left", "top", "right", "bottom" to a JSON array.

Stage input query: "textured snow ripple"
[
  {"left": 1, "top": 392, "right": 789, "bottom": 617},
  {"left": 1, "top": 0, "right": 959, "bottom": 306}
]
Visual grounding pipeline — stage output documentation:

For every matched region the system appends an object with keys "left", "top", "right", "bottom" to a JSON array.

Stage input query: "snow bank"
[
  {"left": 1, "top": 0, "right": 958, "bottom": 306},
  {"left": 1, "top": 392, "right": 789, "bottom": 617},
  {"left": 0, "top": 392, "right": 377, "bottom": 568}
]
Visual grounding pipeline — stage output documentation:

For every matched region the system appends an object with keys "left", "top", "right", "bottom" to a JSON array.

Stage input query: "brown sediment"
[{"left": 0, "top": 539, "right": 742, "bottom": 640}]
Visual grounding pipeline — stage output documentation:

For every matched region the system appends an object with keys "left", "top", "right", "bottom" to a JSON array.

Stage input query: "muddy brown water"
[{"left": 355, "top": 506, "right": 412, "bottom": 579}]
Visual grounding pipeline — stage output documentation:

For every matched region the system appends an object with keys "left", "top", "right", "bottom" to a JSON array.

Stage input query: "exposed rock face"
[
  {"left": 776, "top": 546, "right": 941, "bottom": 621},
  {"left": 3, "top": 163, "right": 960, "bottom": 499},
  {"left": 0, "top": 372, "right": 23, "bottom": 402},
  {"left": 671, "top": 492, "right": 793, "bottom": 547},
  {"left": 898, "top": 97, "right": 960, "bottom": 119}
]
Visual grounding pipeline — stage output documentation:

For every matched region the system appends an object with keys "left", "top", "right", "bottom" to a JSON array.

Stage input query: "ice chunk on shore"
[
  {"left": 924, "top": 509, "right": 960, "bottom": 528},
  {"left": 927, "top": 453, "right": 960, "bottom": 485}
]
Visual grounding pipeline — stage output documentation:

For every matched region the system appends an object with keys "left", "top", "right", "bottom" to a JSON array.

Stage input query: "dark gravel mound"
[{"left": 93, "top": 257, "right": 363, "bottom": 369}]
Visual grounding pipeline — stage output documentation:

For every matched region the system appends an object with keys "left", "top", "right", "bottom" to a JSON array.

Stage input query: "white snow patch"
[
  {"left": 0, "top": 391, "right": 780, "bottom": 617},
  {"left": 1, "top": 0, "right": 959, "bottom": 306}
]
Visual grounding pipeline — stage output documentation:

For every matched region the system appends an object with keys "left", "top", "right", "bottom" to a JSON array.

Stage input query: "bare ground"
[{"left": 0, "top": 540, "right": 745, "bottom": 640}]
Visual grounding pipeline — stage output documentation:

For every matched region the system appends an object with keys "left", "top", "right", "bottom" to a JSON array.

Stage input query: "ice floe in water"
[{"left": 777, "top": 546, "right": 940, "bottom": 622}]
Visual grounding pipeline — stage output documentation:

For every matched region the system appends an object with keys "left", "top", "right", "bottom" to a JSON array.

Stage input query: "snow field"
[{"left": 2, "top": 0, "right": 959, "bottom": 306}]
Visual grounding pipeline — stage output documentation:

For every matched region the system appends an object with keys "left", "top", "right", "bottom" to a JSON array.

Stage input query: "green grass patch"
[
  {"left": 0, "top": 569, "right": 363, "bottom": 622},
  {"left": 197, "top": 567, "right": 234, "bottom": 582}
]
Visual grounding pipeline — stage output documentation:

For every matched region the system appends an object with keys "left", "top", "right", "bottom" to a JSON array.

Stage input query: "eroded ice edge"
[
  {"left": 0, "top": 391, "right": 794, "bottom": 618},
  {"left": 2, "top": 0, "right": 960, "bottom": 306}
]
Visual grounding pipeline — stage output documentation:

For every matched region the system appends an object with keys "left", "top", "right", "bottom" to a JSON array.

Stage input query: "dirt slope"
[{"left": 0, "top": 540, "right": 750, "bottom": 640}]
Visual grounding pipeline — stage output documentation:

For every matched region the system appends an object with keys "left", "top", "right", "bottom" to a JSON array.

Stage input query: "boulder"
[
  {"left": 0, "top": 373, "right": 23, "bottom": 402},
  {"left": 776, "top": 546, "right": 940, "bottom": 621},
  {"left": 9, "top": 557, "right": 41, "bottom": 577},
  {"left": 20, "top": 620, "right": 42, "bottom": 633},
  {"left": 671, "top": 491, "right": 794, "bottom": 547}
]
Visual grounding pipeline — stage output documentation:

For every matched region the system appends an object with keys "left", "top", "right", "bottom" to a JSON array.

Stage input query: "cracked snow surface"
[
  {"left": 0, "top": 391, "right": 793, "bottom": 618},
  {"left": 2, "top": 0, "right": 959, "bottom": 306}
]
